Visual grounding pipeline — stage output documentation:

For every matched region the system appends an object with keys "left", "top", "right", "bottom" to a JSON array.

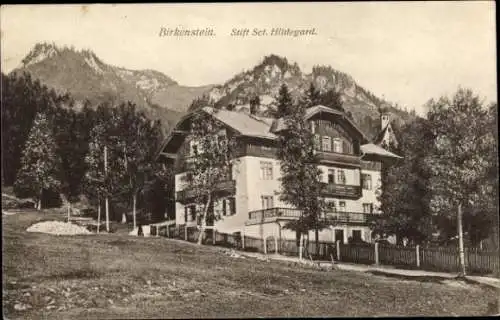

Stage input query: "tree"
[
  {"left": 249, "top": 95, "right": 260, "bottom": 115},
  {"left": 83, "top": 104, "right": 126, "bottom": 231},
  {"left": 318, "top": 88, "right": 344, "bottom": 112},
  {"left": 275, "top": 83, "right": 294, "bottom": 118},
  {"left": 52, "top": 106, "right": 92, "bottom": 220},
  {"left": 119, "top": 103, "right": 164, "bottom": 229},
  {"left": 372, "top": 118, "right": 434, "bottom": 245},
  {"left": 14, "top": 112, "right": 61, "bottom": 210},
  {"left": 187, "top": 109, "right": 238, "bottom": 244},
  {"left": 425, "top": 89, "right": 496, "bottom": 248},
  {"left": 2, "top": 72, "right": 70, "bottom": 186},
  {"left": 302, "top": 82, "right": 321, "bottom": 108},
  {"left": 276, "top": 96, "right": 326, "bottom": 256},
  {"left": 188, "top": 94, "right": 213, "bottom": 112}
]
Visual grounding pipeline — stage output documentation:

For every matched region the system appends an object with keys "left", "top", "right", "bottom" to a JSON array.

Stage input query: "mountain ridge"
[{"left": 11, "top": 43, "right": 415, "bottom": 138}]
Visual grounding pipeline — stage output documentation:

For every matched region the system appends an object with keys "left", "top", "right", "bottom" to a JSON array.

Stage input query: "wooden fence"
[{"left": 161, "top": 227, "right": 499, "bottom": 276}]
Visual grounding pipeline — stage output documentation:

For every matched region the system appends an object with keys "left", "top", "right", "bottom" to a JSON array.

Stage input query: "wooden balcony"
[
  {"left": 320, "top": 183, "right": 362, "bottom": 199},
  {"left": 361, "top": 160, "right": 382, "bottom": 171},
  {"left": 246, "top": 207, "right": 378, "bottom": 226},
  {"left": 316, "top": 151, "right": 361, "bottom": 167},
  {"left": 247, "top": 207, "right": 302, "bottom": 224},
  {"left": 323, "top": 211, "right": 378, "bottom": 224},
  {"left": 176, "top": 180, "right": 236, "bottom": 203}
]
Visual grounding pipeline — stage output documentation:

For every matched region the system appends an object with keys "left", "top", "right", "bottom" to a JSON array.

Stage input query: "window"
[
  {"left": 314, "top": 134, "right": 321, "bottom": 150},
  {"left": 326, "top": 200, "right": 336, "bottom": 212},
  {"left": 337, "top": 170, "right": 346, "bottom": 185},
  {"left": 352, "top": 230, "right": 362, "bottom": 241},
  {"left": 327, "top": 169, "right": 335, "bottom": 184},
  {"left": 338, "top": 201, "right": 346, "bottom": 212},
  {"left": 261, "top": 196, "right": 274, "bottom": 209},
  {"left": 333, "top": 138, "right": 343, "bottom": 153},
  {"left": 335, "top": 229, "right": 345, "bottom": 243},
  {"left": 260, "top": 161, "right": 273, "bottom": 180},
  {"left": 322, "top": 136, "right": 332, "bottom": 152},
  {"left": 222, "top": 199, "right": 227, "bottom": 216},
  {"left": 229, "top": 197, "right": 236, "bottom": 215},
  {"left": 185, "top": 205, "right": 196, "bottom": 222},
  {"left": 363, "top": 203, "right": 373, "bottom": 214},
  {"left": 362, "top": 174, "right": 372, "bottom": 190}
]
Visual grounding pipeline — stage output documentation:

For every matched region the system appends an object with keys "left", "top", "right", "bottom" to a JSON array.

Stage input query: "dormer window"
[
  {"left": 322, "top": 136, "right": 332, "bottom": 152},
  {"left": 333, "top": 138, "right": 343, "bottom": 153}
]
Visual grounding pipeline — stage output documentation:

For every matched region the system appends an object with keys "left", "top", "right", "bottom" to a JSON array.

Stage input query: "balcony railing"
[
  {"left": 320, "top": 183, "right": 362, "bottom": 199},
  {"left": 176, "top": 180, "right": 236, "bottom": 203},
  {"left": 361, "top": 160, "right": 382, "bottom": 171},
  {"left": 323, "top": 211, "right": 377, "bottom": 224},
  {"left": 248, "top": 207, "right": 302, "bottom": 221},
  {"left": 247, "top": 207, "right": 378, "bottom": 225},
  {"left": 315, "top": 151, "right": 361, "bottom": 167}
]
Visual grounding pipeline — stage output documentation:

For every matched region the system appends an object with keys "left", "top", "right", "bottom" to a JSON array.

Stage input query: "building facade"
[{"left": 157, "top": 105, "right": 401, "bottom": 243}]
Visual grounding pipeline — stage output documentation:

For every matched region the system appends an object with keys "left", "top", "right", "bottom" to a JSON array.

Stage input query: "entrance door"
[{"left": 335, "top": 229, "right": 344, "bottom": 243}]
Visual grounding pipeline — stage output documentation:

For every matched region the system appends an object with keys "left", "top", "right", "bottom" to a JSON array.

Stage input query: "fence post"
[
  {"left": 241, "top": 230, "right": 245, "bottom": 249},
  {"left": 299, "top": 234, "right": 303, "bottom": 261},
  {"left": 184, "top": 226, "right": 188, "bottom": 241},
  {"left": 264, "top": 237, "right": 267, "bottom": 255},
  {"left": 166, "top": 225, "right": 170, "bottom": 238},
  {"left": 275, "top": 237, "right": 278, "bottom": 255},
  {"left": 374, "top": 242, "right": 379, "bottom": 265},
  {"left": 213, "top": 229, "right": 216, "bottom": 245},
  {"left": 416, "top": 245, "right": 420, "bottom": 267},
  {"left": 336, "top": 240, "right": 341, "bottom": 261}
]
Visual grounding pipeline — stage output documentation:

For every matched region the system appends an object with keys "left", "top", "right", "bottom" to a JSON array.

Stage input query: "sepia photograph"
[{"left": 1, "top": 2, "right": 499, "bottom": 318}]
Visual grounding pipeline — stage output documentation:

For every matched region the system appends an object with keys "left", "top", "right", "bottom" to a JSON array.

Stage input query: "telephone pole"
[{"left": 104, "top": 145, "right": 110, "bottom": 232}]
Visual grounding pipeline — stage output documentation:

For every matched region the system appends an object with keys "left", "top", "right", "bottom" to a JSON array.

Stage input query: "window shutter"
[{"left": 230, "top": 197, "right": 236, "bottom": 215}]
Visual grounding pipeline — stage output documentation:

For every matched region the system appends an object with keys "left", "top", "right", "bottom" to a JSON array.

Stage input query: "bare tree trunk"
[
  {"left": 458, "top": 202, "right": 466, "bottom": 276},
  {"left": 97, "top": 198, "right": 101, "bottom": 234},
  {"left": 67, "top": 202, "right": 72, "bottom": 223},
  {"left": 315, "top": 223, "right": 319, "bottom": 257},
  {"left": 197, "top": 194, "right": 211, "bottom": 245},
  {"left": 37, "top": 189, "right": 42, "bottom": 210},
  {"left": 132, "top": 192, "right": 137, "bottom": 230},
  {"left": 105, "top": 197, "right": 110, "bottom": 232}
]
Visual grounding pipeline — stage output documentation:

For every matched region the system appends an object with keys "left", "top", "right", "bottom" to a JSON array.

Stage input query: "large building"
[{"left": 157, "top": 105, "right": 401, "bottom": 243}]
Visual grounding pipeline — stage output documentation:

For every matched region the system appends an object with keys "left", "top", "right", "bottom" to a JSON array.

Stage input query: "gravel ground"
[{"left": 26, "top": 221, "right": 91, "bottom": 236}]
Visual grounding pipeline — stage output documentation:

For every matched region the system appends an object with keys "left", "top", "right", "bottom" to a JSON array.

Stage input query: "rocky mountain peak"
[{"left": 21, "top": 42, "right": 60, "bottom": 67}]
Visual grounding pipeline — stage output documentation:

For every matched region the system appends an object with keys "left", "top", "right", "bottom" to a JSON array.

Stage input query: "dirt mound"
[{"left": 26, "top": 221, "right": 92, "bottom": 235}]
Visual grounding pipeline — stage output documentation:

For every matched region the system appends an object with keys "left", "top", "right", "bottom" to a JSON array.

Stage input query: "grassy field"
[{"left": 2, "top": 210, "right": 498, "bottom": 319}]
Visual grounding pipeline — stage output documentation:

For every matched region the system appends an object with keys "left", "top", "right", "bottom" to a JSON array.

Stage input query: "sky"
[{"left": 1, "top": 2, "right": 497, "bottom": 115}]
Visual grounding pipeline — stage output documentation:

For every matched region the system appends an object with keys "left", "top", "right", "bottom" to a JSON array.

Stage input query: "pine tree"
[
  {"left": 303, "top": 82, "right": 321, "bottom": 108},
  {"left": 275, "top": 84, "right": 294, "bottom": 118},
  {"left": 14, "top": 112, "right": 61, "bottom": 210},
  {"left": 277, "top": 96, "right": 326, "bottom": 255},
  {"left": 318, "top": 88, "right": 344, "bottom": 112}
]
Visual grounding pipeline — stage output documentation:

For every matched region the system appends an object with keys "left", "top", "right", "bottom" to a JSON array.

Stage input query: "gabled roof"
[
  {"left": 156, "top": 105, "right": 395, "bottom": 160},
  {"left": 271, "top": 105, "right": 369, "bottom": 142},
  {"left": 360, "top": 143, "right": 402, "bottom": 159},
  {"left": 203, "top": 107, "right": 276, "bottom": 140}
]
